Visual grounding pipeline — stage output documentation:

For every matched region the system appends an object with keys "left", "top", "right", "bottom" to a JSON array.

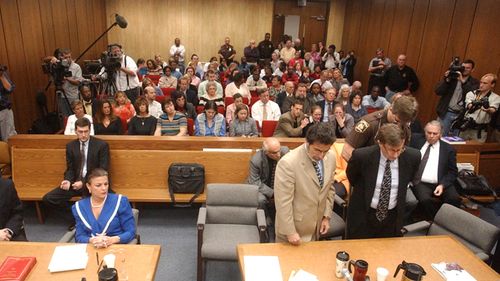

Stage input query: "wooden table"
[
  {"left": 237, "top": 236, "right": 499, "bottom": 280},
  {"left": 0, "top": 242, "right": 161, "bottom": 281}
]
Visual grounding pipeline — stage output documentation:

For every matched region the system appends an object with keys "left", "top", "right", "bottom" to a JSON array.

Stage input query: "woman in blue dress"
[{"left": 72, "top": 168, "right": 135, "bottom": 247}]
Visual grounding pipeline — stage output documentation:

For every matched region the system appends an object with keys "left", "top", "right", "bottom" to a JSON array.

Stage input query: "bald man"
[{"left": 247, "top": 138, "right": 289, "bottom": 222}]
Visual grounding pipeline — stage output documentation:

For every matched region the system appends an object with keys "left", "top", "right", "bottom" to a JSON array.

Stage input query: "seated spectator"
[
  {"left": 199, "top": 81, "right": 224, "bottom": 107},
  {"left": 331, "top": 68, "right": 350, "bottom": 91},
  {"left": 270, "top": 51, "right": 282, "bottom": 72},
  {"left": 244, "top": 40, "right": 260, "bottom": 64},
  {"left": 185, "top": 66, "right": 201, "bottom": 89},
  {"left": 94, "top": 100, "right": 123, "bottom": 135},
  {"left": 146, "top": 59, "right": 162, "bottom": 75},
  {"left": 143, "top": 86, "right": 162, "bottom": 119},
  {"left": 229, "top": 104, "right": 258, "bottom": 137},
  {"left": 188, "top": 53, "right": 204, "bottom": 78},
  {"left": 311, "top": 70, "right": 333, "bottom": 91},
  {"left": 246, "top": 68, "right": 267, "bottom": 94},
  {"left": 172, "top": 90, "right": 197, "bottom": 120},
  {"left": 80, "top": 84, "right": 97, "bottom": 117},
  {"left": 293, "top": 61, "right": 303, "bottom": 77},
  {"left": 281, "top": 65, "right": 299, "bottom": 87},
  {"left": 317, "top": 88, "right": 338, "bottom": 123},
  {"left": 289, "top": 50, "right": 304, "bottom": 69},
  {"left": 238, "top": 57, "right": 251, "bottom": 78},
  {"left": 273, "top": 61, "right": 287, "bottom": 78},
  {"left": 268, "top": 75, "right": 284, "bottom": 101},
  {"left": 169, "top": 60, "right": 183, "bottom": 79},
  {"left": 309, "top": 82, "right": 324, "bottom": 103},
  {"left": 225, "top": 72, "right": 251, "bottom": 98},
  {"left": 178, "top": 76, "right": 199, "bottom": 106},
  {"left": 331, "top": 142, "right": 350, "bottom": 199},
  {"left": 261, "top": 65, "right": 274, "bottom": 84},
  {"left": 113, "top": 91, "right": 136, "bottom": 125},
  {"left": 198, "top": 70, "right": 223, "bottom": 100},
  {"left": 154, "top": 98, "right": 188, "bottom": 136},
  {"left": 0, "top": 178, "right": 26, "bottom": 241},
  {"left": 299, "top": 67, "right": 312, "bottom": 87},
  {"left": 141, "top": 77, "right": 162, "bottom": 96},
  {"left": 154, "top": 54, "right": 168, "bottom": 68},
  {"left": 309, "top": 64, "right": 322, "bottom": 80},
  {"left": 336, "top": 84, "right": 351, "bottom": 106},
  {"left": 226, "top": 93, "right": 247, "bottom": 125},
  {"left": 303, "top": 52, "right": 315, "bottom": 72},
  {"left": 252, "top": 90, "right": 281, "bottom": 127},
  {"left": 64, "top": 100, "right": 94, "bottom": 135},
  {"left": 128, "top": 97, "right": 157, "bottom": 135},
  {"left": 301, "top": 105, "right": 322, "bottom": 137},
  {"left": 72, "top": 168, "right": 136, "bottom": 246},
  {"left": 310, "top": 43, "right": 321, "bottom": 66},
  {"left": 273, "top": 100, "right": 308, "bottom": 137},
  {"left": 195, "top": 101, "right": 226, "bottom": 137},
  {"left": 330, "top": 103, "right": 354, "bottom": 138},
  {"left": 158, "top": 66, "right": 178, "bottom": 89},
  {"left": 276, "top": 81, "right": 295, "bottom": 111},
  {"left": 282, "top": 83, "right": 315, "bottom": 115},
  {"left": 136, "top": 58, "right": 148, "bottom": 76},
  {"left": 362, "top": 86, "right": 389, "bottom": 110},
  {"left": 345, "top": 91, "right": 368, "bottom": 124}
]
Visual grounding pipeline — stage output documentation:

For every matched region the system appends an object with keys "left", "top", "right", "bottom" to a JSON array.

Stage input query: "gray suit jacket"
[
  {"left": 329, "top": 113, "right": 355, "bottom": 138},
  {"left": 246, "top": 147, "right": 290, "bottom": 198}
]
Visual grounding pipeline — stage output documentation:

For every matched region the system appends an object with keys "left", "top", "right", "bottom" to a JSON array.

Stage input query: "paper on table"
[
  {"left": 48, "top": 244, "right": 89, "bottom": 273},
  {"left": 244, "top": 256, "right": 283, "bottom": 281},
  {"left": 289, "top": 269, "right": 319, "bottom": 281},
  {"left": 431, "top": 262, "right": 477, "bottom": 281}
]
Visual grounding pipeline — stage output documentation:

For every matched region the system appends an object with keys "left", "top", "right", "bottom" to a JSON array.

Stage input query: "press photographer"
[
  {"left": 43, "top": 48, "right": 83, "bottom": 117},
  {"left": 0, "top": 64, "right": 17, "bottom": 141},
  {"left": 435, "top": 58, "right": 479, "bottom": 136},
  {"left": 458, "top": 73, "right": 499, "bottom": 142},
  {"left": 97, "top": 43, "right": 140, "bottom": 103}
]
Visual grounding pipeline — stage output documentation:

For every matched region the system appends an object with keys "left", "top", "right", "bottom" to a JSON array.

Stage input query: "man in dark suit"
[
  {"left": 0, "top": 178, "right": 26, "bottom": 241},
  {"left": 42, "top": 117, "right": 110, "bottom": 222},
  {"left": 246, "top": 138, "right": 289, "bottom": 219},
  {"left": 410, "top": 120, "right": 461, "bottom": 220},
  {"left": 316, "top": 88, "right": 338, "bottom": 123},
  {"left": 346, "top": 124, "right": 420, "bottom": 239}
]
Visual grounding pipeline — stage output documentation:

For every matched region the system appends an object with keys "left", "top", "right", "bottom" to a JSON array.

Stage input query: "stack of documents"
[
  {"left": 244, "top": 256, "right": 283, "bottom": 281},
  {"left": 48, "top": 244, "right": 89, "bottom": 273}
]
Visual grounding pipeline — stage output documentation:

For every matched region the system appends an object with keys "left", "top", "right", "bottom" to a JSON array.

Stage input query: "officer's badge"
[{"left": 355, "top": 120, "right": 369, "bottom": 133}]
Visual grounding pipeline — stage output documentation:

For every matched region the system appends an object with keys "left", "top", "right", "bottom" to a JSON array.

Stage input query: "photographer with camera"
[
  {"left": 435, "top": 58, "right": 479, "bottom": 136},
  {"left": 98, "top": 44, "right": 140, "bottom": 104},
  {"left": 0, "top": 64, "right": 17, "bottom": 141},
  {"left": 459, "top": 73, "right": 499, "bottom": 142}
]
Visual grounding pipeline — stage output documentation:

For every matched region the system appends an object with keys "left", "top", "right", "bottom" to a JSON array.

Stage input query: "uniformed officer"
[
  {"left": 342, "top": 95, "right": 417, "bottom": 161},
  {"left": 342, "top": 95, "right": 419, "bottom": 224}
]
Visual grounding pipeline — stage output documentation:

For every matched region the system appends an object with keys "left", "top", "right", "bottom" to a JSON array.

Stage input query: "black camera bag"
[
  {"left": 456, "top": 169, "right": 496, "bottom": 197},
  {"left": 168, "top": 163, "right": 205, "bottom": 206}
]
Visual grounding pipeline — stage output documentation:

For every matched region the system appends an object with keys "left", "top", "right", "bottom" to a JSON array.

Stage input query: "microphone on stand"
[{"left": 115, "top": 14, "right": 128, "bottom": 28}]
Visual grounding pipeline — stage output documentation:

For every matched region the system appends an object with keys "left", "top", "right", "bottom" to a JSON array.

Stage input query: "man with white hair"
[{"left": 244, "top": 40, "right": 260, "bottom": 65}]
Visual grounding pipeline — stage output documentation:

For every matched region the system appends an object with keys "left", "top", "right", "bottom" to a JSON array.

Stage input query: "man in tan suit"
[
  {"left": 274, "top": 122, "right": 336, "bottom": 245},
  {"left": 273, "top": 100, "right": 309, "bottom": 137}
]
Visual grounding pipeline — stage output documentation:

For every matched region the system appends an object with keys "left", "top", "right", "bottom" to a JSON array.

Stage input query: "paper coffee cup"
[
  {"left": 376, "top": 267, "right": 389, "bottom": 281},
  {"left": 103, "top": 253, "right": 116, "bottom": 268}
]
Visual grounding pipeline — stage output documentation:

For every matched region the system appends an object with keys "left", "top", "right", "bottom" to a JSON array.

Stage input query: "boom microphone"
[{"left": 115, "top": 14, "right": 128, "bottom": 29}]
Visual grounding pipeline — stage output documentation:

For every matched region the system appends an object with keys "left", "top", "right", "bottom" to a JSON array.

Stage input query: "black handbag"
[
  {"left": 456, "top": 169, "right": 496, "bottom": 197},
  {"left": 168, "top": 163, "right": 205, "bottom": 206}
]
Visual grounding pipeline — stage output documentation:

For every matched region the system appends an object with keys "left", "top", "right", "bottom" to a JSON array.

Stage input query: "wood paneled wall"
[
  {"left": 0, "top": 0, "right": 107, "bottom": 133},
  {"left": 341, "top": 0, "right": 500, "bottom": 123},
  {"left": 106, "top": 0, "right": 274, "bottom": 63},
  {"left": 326, "top": 0, "right": 346, "bottom": 49}
]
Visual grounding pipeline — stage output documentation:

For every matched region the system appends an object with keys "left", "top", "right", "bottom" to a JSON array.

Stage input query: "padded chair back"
[
  {"left": 429, "top": 204, "right": 500, "bottom": 255},
  {"left": 261, "top": 120, "right": 278, "bottom": 137},
  {"left": 206, "top": 184, "right": 259, "bottom": 225},
  {"left": 132, "top": 208, "right": 139, "bottom": 230}
]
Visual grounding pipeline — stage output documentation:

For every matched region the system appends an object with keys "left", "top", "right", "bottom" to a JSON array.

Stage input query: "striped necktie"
[
  {"left": 376, "top": 159, "right": 392, "bottom": 221},
  {"left": 312, "top": 161, "right": 324, "bottom": 188}
]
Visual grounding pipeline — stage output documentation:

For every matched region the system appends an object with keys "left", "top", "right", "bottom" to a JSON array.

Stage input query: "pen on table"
[{"left": 96, "top": 252, "right": 100, "bottom": 266}]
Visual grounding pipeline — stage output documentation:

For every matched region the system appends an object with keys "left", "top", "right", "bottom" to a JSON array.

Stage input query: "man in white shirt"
[
  {"left": 246, "top": 68, "right": 267, "bottom": 94},
  {"left": 145, "top": 86, "right": 162, "bottom": 118},
  {"left": 252, "top": 90, "right": 281, "bottom": 127},
  {"left": 410, "top": 120, "right": 461, "bottom": 220},
  {"left": 103, "top": 44, "right": 140, "bottom": 103},
  {"left": 312, "top": 70, "right": 334, "bottom": 92},
  {"left": 169, "top": 38, "right": 186, "bottom": 72}
]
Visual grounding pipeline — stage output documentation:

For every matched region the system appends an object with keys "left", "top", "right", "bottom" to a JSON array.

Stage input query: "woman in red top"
[{"left": 113, "top": 91, "right": 136, "bottom": 129}]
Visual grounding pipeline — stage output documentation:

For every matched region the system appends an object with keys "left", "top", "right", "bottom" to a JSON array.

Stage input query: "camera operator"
[
  {"left": 435, "top": 59, "right": 479, "bottom": 136},
  {"left": 99, "top": 44, "right": 140, "bottom": 104},
  {"left": 0, "top": 64, "right": 17, "bottom": 141},
  {"left": 459, "top": 73, "right": 499, "bottom": 142}
]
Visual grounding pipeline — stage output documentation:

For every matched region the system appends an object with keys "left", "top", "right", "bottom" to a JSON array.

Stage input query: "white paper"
[
  {"left": 48, "top": 244, "right": 89, "bottom": 273},
  {"left": 244, "top": 256, "right": 283, "bottom": 281},
  {"left": 431, "top": 262, "right": 477, "bottom": 281},
  {"left": 289, "top": 269, "right": 319, "bottom": 281}
]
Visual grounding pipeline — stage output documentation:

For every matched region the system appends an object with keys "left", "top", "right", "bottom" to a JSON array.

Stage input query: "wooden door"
[{"left": 272, "top": 0, "right": 329, "bottom": 49}]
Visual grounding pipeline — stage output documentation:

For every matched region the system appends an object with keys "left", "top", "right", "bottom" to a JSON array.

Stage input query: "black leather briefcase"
[{"left": 168, "top": 163, "right": 205, "bottom": 206}]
